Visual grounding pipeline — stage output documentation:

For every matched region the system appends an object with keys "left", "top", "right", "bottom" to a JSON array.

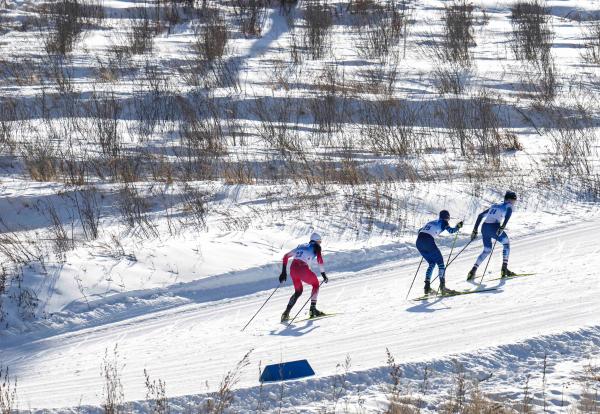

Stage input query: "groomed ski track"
[{"left": 3, "top": 220, "right": 600, "bottom": 410}]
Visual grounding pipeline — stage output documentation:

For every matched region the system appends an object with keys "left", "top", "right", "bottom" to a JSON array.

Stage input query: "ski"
[
  {"left": 293, "top": 313, "right": 338, "bottom": 323},
  {"left": 412, "top": 287, "right": 498, "bottom": 301},
  {"left": 487, "top": 273, "right": 536, "bottom": 282}
]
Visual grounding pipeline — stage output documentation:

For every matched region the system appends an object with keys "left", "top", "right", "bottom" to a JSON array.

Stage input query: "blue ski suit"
[
  {"left": 416, "top": 219, "right": 460, "bottom": 282},
  {"left": 473, "top": 201, "right": 513, "bottom": 267}
]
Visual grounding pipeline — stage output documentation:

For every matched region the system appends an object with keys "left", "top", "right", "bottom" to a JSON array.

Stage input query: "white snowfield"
[{"left": 3, "top": 219, "right": 599, "bottom": 412}]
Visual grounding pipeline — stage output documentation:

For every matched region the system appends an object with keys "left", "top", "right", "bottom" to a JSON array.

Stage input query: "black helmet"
[
  {"left": 504, "top": 191, "right": 517, "bottom": 201},
  {"left": 439, "top": 210, "right": 450, "bottom": 220}
]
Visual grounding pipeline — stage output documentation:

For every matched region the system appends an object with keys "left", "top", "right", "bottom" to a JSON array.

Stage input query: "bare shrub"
[
  {"left": 576, "top": 363, "right": 600, "bottom": 413},
  {"left": 582, "top": 21, "right": 600, "bottom": 64},
  {"left": 384, "top": 348, "right": 417, "bottom": 414},
  {"left": 144, "top": 369, "right": 169, "bottom": 414},
  {"left": 359, "top": 98, "right": 420, "bottom": 156},
  {"left": 442, "top": 0, "right": 475, "bottom": 66},
  {"left": 441, "top": 92, "right": 522, "bottom": 158},
  {"left": 0, "top": 220, "right": 46, "bottom": 268},
  {"left": 510, "top": 0, "right": 552, "bottom": 62},
  {"left": 88, "top": 90, "right": 122, "bottom": 158},
  {"left": 546, "top": 113, "right": 596, "bottom": 178},
  {"left": 433, "top": 62, "right": 472, "bottom": 94},
  {"left": 21, "top": 138, "right": 59, "bottom": 182},
  {"left": 201, "top": 350, "right": 252, "bottom": 413},
  {"left": 0, "top": 267, "right": 6, "bottom": 295},
  {"left": 303, "top": 0, "right": 333, "bottom": 60},
  {"left": 125, "top": 8, "right": 155, "bottom": 55},
  {"left": 72, "top": 186, "right": 101, "bottom": 241},
  {"left": 0, "top": 98, "right": 17, "bottom": 155},
  {"left": 308, "top": 63, "right": 348, "bottom": 139},
  {"left": 353, "top": 0, "right": 410, "bottom": 61},
  {"left": 358, "top": 55, "right": 399, "bottom": 95},
  {"left": 95, "top": 48, "right": 133, "bottom": 82},
  {"left": 15, "top": 287, "right": 39, "bottom": 320},
  {"left": 178, "top": 97, "right": 227, "bottom": 156},
  {"left": 0, "top": 365, "right": 18, "bottom": 413},
  {"left": 38, "top": 0, "right": 103, "bottom": 55},
  {"left": 93, "top": 233, "right": 136, "bottom": 262},
  {"left": 101, "top": 346, "right": 125, "bottom": 414},
  {"left": 182, "top": 184, "right": 209, "bottom": 231},
  {"left": 118, "top": 184, "right": 158, "bottom": 238},
  {"left": 194, "top": 13, "right": 229, "bottom": 61},
  {"left": 44, "top": 202, "right": 75, "bottom": 262},
  {"left": 252, "top": 95, "right": 301, "bottom": 155},
  {"left": 234, "top": 0, "right": 267, "bottom": 37}
]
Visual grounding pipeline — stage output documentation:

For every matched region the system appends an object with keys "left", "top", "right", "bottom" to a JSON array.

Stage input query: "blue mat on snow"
[{"left": 259, "top": 359, "right": 315, "bottom": 382}]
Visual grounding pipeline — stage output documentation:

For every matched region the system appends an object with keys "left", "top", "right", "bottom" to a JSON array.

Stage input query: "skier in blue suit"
[
  {"left": 467, "top": 191, "right": 518, "bottom": 280},
  {"left": 416, "top": 210, "right": 463, "bottom": 294}
]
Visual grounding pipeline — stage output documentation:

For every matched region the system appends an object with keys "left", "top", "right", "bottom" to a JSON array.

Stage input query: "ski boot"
[
  {"left": 439, "top": 279, "right": 457, "bottom": 295},
  {"left": 424, "top": 280, "right": 432, "bottom": 295},
  {"left": 467, "top": 266, "right": 477, "bottom": 281},
  {"left": 501, "top": 264, "right": 517, "bottom": 278},
  {"left": 281, "top": 310, "right": 290, "bottom": 322},
  {"left": 309, "top": 306, "right": 326, "bottom": 319}
]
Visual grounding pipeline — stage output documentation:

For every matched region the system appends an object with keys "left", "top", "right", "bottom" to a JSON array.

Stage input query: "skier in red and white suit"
[{"left": 279, "top": 232, "right": 328, "bottom": 321}]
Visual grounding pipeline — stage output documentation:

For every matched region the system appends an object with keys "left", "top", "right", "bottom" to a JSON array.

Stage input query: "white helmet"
[{"left": 310, "top": 232, "right": 322, "bottom": 242}]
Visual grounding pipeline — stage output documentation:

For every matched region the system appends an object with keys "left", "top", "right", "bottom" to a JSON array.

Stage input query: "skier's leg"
[
  {"left": 417, "top": 234, "right": 436, "bottom": 293},
  {"left": 474, "top": 231, "right": 493, "bottom": 267},
  {"left": 285, "top": 266, "right": 304, "bottom": 311},
  {"left": 498, "top": 232, "right": 515, "bottom": 276},
  {"left": 431, "top": 246, "right": 451, "bottom": 292},
  {"left": 469, "top": 230, "right": 492, "bottom": 280},
  {"left": 301, "top": 268, "right": 323, "bottom": 317},
  {"left": 425, "top": 261, "right": 436, "bottom": 281},
  {"left": 499, "top": 232, "right": 510, "bottom": 265}
]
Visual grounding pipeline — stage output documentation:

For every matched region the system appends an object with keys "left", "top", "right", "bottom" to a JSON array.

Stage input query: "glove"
[
  {"left": 321, "top": 272, "right": 329, "bottom": 283},
  {"left": 279, "top": 270, "right": 287, "bottom": 283},
  {"left": 496, "top": 226, "right": 505, "bottom": 236},
  {"left": 471, "top": 230, "right": 478, "bottom": 241},
  {"left": 456, "top": 221, "right": 464, "bottom": 229}
]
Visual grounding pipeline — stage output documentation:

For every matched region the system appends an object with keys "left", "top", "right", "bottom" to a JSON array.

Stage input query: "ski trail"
[{"left": 3, "top": 220, "right": 600, "bottom": 409}]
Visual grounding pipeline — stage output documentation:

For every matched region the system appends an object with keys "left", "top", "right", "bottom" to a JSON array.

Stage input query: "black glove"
[
  {"left": 471, "top": 230, "right": 478, "bottom": 241},
  {"left": 321, "top": 272, "right": 328, "bottom": 283},
  {"left": 279, "top": 270, "right": 287, "bottom": 283},
  {"left": 456, "top": 221, "right": 464, "bottom": 229},
  {"left": 496, "top": 225, "right": 505, "bottom": 236}
]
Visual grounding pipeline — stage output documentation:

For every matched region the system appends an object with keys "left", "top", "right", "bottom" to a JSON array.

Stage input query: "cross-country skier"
[
  {"left": 467, "top": 191, "right": 518, "bottom": 280},
  {"left": 417, "top": 210, "right": 463, "bottom": 295},
  {"left": 279, "top": 233, "right": 328, "bottom": 322}
]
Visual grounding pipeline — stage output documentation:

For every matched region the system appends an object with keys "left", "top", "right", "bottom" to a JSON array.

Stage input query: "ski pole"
[
  {"left": 479, "top": 238, "right": 498, "bottom": 286},
  {"left": 446, "top": 239, "right": 473, "bottom": 268},
  {"left": 446, "top": 230, "right": 459, "bottom": 266},
  {"left": 241, "top": 283, "right": 282, "bottom": 331},
  {"left": 287, "top": 280, "right": 326, "bottom": 327},
  {"left": 405, "top": 257, "right": 424, "bottom": 300}
]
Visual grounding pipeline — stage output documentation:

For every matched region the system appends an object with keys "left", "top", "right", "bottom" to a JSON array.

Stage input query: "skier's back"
[
  {"left": 468, "top": 191, "right": 518, "bottom": 280},
  {"left": 279, "top": 233, "right": 328, "bottom": 322}
]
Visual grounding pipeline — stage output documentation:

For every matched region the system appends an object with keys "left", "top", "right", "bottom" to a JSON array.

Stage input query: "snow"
[{"left": 1, "top": 0, "right": 600, "bottom": 411}]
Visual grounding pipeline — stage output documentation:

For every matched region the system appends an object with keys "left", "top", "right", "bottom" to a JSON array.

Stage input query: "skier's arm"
[
  {"left": 281, "top": 250, "right": 294, "bottom": 280},
  {"left": 315, "top": 245, "right": 325, "bottom": 274},
  {"left": 443, "top": 220, "right": 463, "bottom": 234},
  {"left": 470, "top": 209, "right": 489, "bottom": 240},
  {"left": 473, "top": 209, "right": 489, "bottom": 232},
  {"left": 500, "top": 206, "right": 512, "bottom": 229}
]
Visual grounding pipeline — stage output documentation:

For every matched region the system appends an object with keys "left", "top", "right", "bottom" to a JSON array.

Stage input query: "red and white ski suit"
[{"left": 283, "top": 242, "right": 324, "bottom": 301}]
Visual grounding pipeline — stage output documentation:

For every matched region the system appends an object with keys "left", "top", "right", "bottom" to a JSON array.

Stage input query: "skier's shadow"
[
  {"left": 405, "top": 296, "right": 448, "bottom": 313},
  {"left": 269, "top": 321, "right": 319, "bottom": 337}
]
